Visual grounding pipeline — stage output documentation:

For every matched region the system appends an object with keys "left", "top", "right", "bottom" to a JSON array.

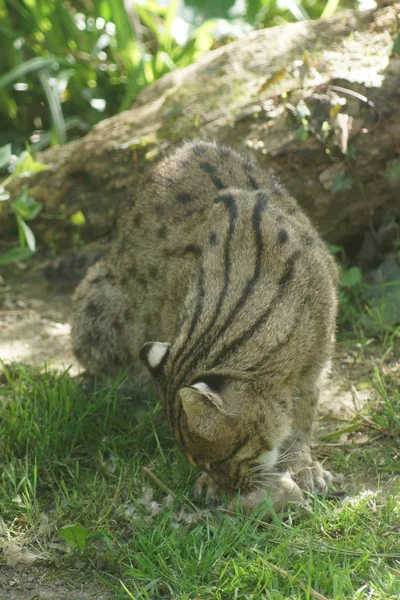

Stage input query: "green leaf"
[
  {"left": 13, "top": 187, "right": 42, "bottom": 220},
  {"left": 0, "top": 246, "right": 34, "bottom": 265},
  {"left": 383, "top": 158, "right": 400, "bottom": 186},
  {"left": 340, "top": 266, "right": 362, "bottom": 288},
  {"left": 16, "top": 215, "right": 36, "bottom": 251},
  {"left": 0, "top": 143, "right": 12, "bottom": 170},
  {"left": 59, "top": 523, "right": 90, "bottom": 551},
  {"left": 14, "top": 153, "right": 49, "bottom": 177},
  {"left": 331, "top": 174, "right": 352, "bottom": 194},
  {"left": 393, "top": 34, "right": 400, "bottom": 55},
  {"left": 70, "top": 210, "right": 86, "bottom": 227},
  {"left": 346, "top": 144, "right": 357, "bottom": 160},
  {"left": 295, "top": 126, "right": 308, "bottom": 142},
  {"left": 370, "top": 286, "right": 400, "bottom": 326},
  {"left": 327, "top": 243, "right": 342, "bottom": 256}
]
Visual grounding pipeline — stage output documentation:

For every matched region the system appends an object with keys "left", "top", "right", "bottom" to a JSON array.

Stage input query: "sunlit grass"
[{"left": 0, "top": 360, "right": 398, "bottom": 598}]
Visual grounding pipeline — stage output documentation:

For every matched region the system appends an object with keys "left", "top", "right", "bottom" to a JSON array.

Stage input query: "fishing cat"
[{"left": 71, "top": 140, "right": 338, "bottom": 511}]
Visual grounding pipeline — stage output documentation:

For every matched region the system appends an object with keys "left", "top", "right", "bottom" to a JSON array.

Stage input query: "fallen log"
[{"left": 3, "top": 3, "right": 400, "bottom": 252}]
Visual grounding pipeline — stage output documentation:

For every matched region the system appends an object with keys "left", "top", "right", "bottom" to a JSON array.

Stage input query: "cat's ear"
[
  {"left": 179, "top": 381, "right": 225, "bottom": 440},
  {"left": 139, "top": 341, "right": 171, "bottom": 378},
  {"left": 179, "top": 382, "right": 224, "bottom": 412}
]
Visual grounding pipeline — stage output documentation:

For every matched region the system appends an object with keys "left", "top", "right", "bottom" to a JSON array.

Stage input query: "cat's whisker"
[
  {"left": 252, "top": 472, "right": 282, "bottom": 480},
  {"left": 277, "top": 441, "right": 298, "bottom": 460},
  {"left": 252, "top": 476, "right": 282, "bottom": 488},
  {"left": 274, "top": 452, "right": 299, "bottom": 465},
  {"left": 252, "top": 476, "right": 274, "bottom": 483},
  {"left": 252, "top": 481, "right": 283, "bottom": 494},
  {"left": 249, "top": 464, "right": 273, "bottom": 473},
  {"left": 277, "top": 449, "right": 298, "bottom": 460}
]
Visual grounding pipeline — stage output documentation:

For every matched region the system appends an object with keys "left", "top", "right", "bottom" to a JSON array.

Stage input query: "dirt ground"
[
  {"left": 0, "top": 262, "right": 80, "bottom": 377},
  {"left": 0, "top": 261, "right": 397, "bottom": 599},
  {"left": 0, "top": 566, "right": 112, "bottom": 600}
]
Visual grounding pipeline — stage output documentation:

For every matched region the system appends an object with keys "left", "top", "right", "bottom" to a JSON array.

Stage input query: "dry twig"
[{"left": 261, "top": 559, "right": 331, "bottom": 600}]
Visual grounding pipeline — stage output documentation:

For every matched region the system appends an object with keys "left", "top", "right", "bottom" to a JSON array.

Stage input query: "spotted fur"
[{"left": 71, "top": 141, "right": 338, "bottom": 505}]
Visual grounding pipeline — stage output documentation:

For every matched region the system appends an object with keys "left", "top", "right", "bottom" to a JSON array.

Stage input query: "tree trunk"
[{"left": 3, "top": 3, "right": 400, "bottom": 250}]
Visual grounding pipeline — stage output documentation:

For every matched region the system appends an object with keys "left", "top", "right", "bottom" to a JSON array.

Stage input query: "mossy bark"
[{"left": 3, "top": 3, "right": 400, "bottom": 249}]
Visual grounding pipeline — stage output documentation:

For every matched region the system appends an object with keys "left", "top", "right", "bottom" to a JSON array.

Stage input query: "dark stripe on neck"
[
  {"left": 184, "top": 256, "right": 205, "bottom": 349},
  {"left": 245, "top": 292, "right": 309, "bottom": 375},
  {"left": 165, "top": 245, "right": 202, "bottom": 427},
  {"left": 171, "top": 193, "right": 238, "bottom": 375},
  {"left": 214, "top": 191, "right": 268, "bottom": 339},
  {"left": 210, "top": 251, "right": 300, "bottom": 367},
  {"left": 171, "top": 192, "right": 268, "bottom": 397}
]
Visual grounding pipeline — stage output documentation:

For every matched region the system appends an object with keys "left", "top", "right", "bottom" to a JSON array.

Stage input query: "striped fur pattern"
[{"left": 71, "top": 141, "right": 338, "bottom": 504}]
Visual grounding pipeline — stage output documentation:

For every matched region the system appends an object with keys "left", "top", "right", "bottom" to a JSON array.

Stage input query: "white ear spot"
[
  {"left": 147, "top": 342, "right": 170, "bottom": 368},
  {"left": 192, "top": 382, "right": 212, "bottom": 395},
  {"left": 191, "top": 382, "right": 223, "bottom": 409},
  {"left": 256, "top": 447, "right": 278, "bottom": 471},
  {"left": 139, "top": 341, "right": 171, "bottom": 374}
]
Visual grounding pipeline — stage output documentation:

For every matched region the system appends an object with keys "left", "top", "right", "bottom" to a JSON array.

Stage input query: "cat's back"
[
  {"left": 71, "top": 140, "right": 338, "bottom": 380},
  {"left": 114, "top": 140, "right": 296, "bottom": 250}
]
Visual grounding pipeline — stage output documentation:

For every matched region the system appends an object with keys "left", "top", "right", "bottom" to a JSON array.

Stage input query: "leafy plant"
[
  {"left": 330, "top": 173, "right": 353, "bottom": 193},
  {"left": 383, "top": 158, "right": 400, "bottom": 186},
  {"left": 0, "top": 0, "right": 218, "bottom": 151},
  {"left": 392, "top": 33, "right": 400, "bottom": 55},
  {"left": 59, "top": 523, "right": 92, "bottom": 551},
  {"left": 340, "top": 265, "right": 362, "bottom": 288},
  {"left": 0, "top": 143, "right": 48, "bottom": 264},
  {"left": 59, "top": 522, "right": 112, "bottom": 552},
  {"left": 0, "top": 0, "right": 367, "bottom": 150},
  {"left": 329, "top": 241, "right": 400, "bottom": 340}
]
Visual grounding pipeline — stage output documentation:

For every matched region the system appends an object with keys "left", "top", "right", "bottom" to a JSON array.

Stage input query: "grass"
[{"left": 0, "top": 340, "right": 399, "bottom": 599}]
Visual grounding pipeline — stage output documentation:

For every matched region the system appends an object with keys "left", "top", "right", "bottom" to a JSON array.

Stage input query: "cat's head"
[{"left": 140, "top": 341, "right": 292, "bottom": 493}]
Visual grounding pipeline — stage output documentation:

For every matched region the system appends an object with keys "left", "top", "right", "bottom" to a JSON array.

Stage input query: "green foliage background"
[{"left": 1, "top": 0, "right": 370, "bottom": 152}]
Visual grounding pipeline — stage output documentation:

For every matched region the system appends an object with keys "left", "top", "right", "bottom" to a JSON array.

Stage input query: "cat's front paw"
[
  {"left": 193, "top": 471, "right": 220, "bottom": 501},
  {"left": 290, "top": 460, "right": 333, "bottom": 493},
  {"left": 230, "top": 473, "right": 304, "bottom": 519}
]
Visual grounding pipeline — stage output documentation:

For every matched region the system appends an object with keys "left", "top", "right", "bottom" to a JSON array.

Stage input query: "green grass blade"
[
  {"left": 321, "top": 0, "right": 341, "bottom": 19},
  {"left": 0, "top": 23, "right": 19, "bottom": 39},
  {"left": 38, "top": 69, "right": 66, "bottom": 145},
  {"left": 281, "top": 0, "right": 310, "bottom": 21},
  {"left": 108, "top": 0, "right": 140, "bottom": 69},
  {"left": 164, "top": 0, "right": 179, "bottom": 50},
  {"left": 0, "top": 56, "right": 67, "bottom": 90}
]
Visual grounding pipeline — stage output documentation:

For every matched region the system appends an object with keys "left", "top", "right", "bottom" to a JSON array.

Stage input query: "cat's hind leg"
[{"left": 71, "top": 261, "right": 133, "bottom": 376}]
